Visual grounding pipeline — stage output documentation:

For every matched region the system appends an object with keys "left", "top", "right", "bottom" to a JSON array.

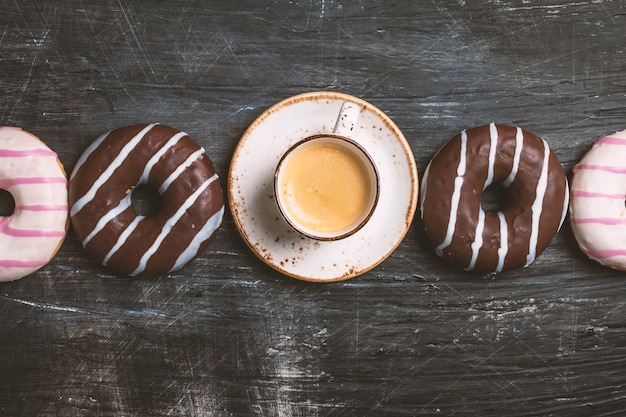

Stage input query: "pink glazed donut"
[
  {"left": 0, "top": 127, "right": 68, "bottom": 281},
  {"left": 570, "top": 129, "right": 626, "bottom": 270}
]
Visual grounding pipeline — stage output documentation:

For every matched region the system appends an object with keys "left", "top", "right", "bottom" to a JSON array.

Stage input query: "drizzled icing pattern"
[
  {"left": 420, "top": 123, "right": 568, "bottom": 273},
  {"left": 0, "top": 127, "right": 68, "bottom": 281},
  {"left": 570, "top": 129, "right": 626, "bottom": 270},
  {"left": 69, "top": 123, "right": 224, "bottom": 276}
]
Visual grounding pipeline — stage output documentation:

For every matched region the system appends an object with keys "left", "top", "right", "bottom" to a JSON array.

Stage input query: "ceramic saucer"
[{"left": 228, "top": 91, "right": 418, "bottom": 282}]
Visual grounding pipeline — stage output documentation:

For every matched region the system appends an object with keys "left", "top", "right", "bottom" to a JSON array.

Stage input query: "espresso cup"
[{"left": 274, "top": 102, "right": 379, "bottom": 241}]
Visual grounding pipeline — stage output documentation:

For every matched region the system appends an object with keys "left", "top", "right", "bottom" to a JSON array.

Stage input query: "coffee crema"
[{"left": 276, "top": 136, "right": 378, "bottom": 238}]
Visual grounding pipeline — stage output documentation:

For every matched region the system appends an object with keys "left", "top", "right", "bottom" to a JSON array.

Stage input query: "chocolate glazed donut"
[
  {"left": 69, "top": 123, "right": 224, "bottom": 276},
  {"left": 420, "top": 123, "right": 569, "bottom": 272}
]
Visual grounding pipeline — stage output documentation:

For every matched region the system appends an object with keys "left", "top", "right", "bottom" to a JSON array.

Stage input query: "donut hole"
[
  {"left": 0, "top": 189, "right": 15, "bottom": 217},
  {"left": 131, "top": 184, "right": 161, "bottom": 217},
  {"left": 480, "top": 183, "right": 508, "bottom": 214}
]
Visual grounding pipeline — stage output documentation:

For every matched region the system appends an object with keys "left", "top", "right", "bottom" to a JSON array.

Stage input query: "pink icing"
[
  {"left": 573, "top": 164, "right": 626, "bottom": 174},
  {"left": 0, "top": 127, "right": 68, "bottom": 280},
  {"left": 571, "top": 217, "right": 626, "bottom": 225},
  {"left": 595, "top": 136, "right": 626, "bottom": 146},
  {"left": 0, "top": 218, "right": 65, "bottom": 238},
  {"left": 0, "top": 149, "right": 58, "bottom": 158},
  {"left": 0, "top": 259, "right": 48, "bottom": 268},
  {"left": 570, "top": 129, "right": 626, "bottom": 270},
  {"left": 16, "top": 204, "right": 69, "bottom": 211},
  {"left": 570, "top": 190, "right": 624, "bottom": 199},
  {"left": 583, "top": 248, "right": 626, "bottom": 259},
  {"left": 0, "top": 176, "right": 67, "bottom": 188}
]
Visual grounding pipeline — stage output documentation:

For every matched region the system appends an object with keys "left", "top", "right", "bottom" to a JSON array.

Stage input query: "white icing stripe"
[
  {"left": 503, "top": 127, "right": 523, "bottom": 188},
  {"left": 103, "top": 216, "right": 143, "bottom": 266},
  {"left": 467, "top": 209, "right": 485, "bottom": 270},
  {"left": 169, "top": 205, "right": 225, "bottom": 272},
  {"left": 131, "top": 173, "right": 219, "bottom": 276},
  {"left": 496, "top": 212, "right": 508, "bottom": 272},
  {"left": 71, "top": 131, "right": 109, "bottom": 177},
  {"left": 436, "top": 130, "right": 467, "bottom": 256},
  {"left": 139, "top": 132, "right": 186, "bottom": 183},
  {"left": 526, "top": 140, "right": 550, "bottom": 266},
  {"left": 158, "top": 148, "right": 205, "bottom": 194},
  {"left": 496, "top": 212, "right": 509, "bottom": 272},
  {"left": 559, "top": 179, "right": 569, "bottom": 230},
  {"left": 485, "top": 123, "right": 498, "bottom": 189},
  {"left": 70, "top": 124, "right": 157, "bottom": 217},
  {"left": 82, "top": 196, "right": 132, "bottom": 246}
]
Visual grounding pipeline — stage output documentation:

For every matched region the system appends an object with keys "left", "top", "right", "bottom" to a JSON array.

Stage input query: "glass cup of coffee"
[{"left": 274, "top": 102, "right": 380, "bottom": 241}]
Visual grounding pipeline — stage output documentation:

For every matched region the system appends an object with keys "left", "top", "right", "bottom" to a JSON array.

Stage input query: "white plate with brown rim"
[{"left": 228, "top": 91, "right": 418, "bottom": 282}]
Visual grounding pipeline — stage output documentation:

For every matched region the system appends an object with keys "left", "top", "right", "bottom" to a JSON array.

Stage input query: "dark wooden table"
[{"left": 1, "top": 1, "right": 626, "bottom": 415}]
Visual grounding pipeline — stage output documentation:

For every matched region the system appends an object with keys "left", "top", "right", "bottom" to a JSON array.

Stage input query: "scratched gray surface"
[{"left": 1, "top": 0, "right": 626, "bottom": 416}]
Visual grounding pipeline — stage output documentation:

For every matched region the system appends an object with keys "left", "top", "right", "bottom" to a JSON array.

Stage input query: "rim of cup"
[{"left": 274, "top": 134, "right": 380, "bottom": 241}]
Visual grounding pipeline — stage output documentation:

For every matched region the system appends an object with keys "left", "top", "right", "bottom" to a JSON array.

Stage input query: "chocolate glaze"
[
  {"left": 69, "top": 124, "right": 224, "bottom": 276},
  {"left": 420, "top": 123, "right": 568, "bottom": 272}
]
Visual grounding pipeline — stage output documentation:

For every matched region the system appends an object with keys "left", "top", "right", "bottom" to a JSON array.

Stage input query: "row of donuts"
[
  {"left": 0, "top": 124, "right": 225, "bottom": 282},
  {"left": 0, "top": 118, "right": 624, "bottom": 282}
]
